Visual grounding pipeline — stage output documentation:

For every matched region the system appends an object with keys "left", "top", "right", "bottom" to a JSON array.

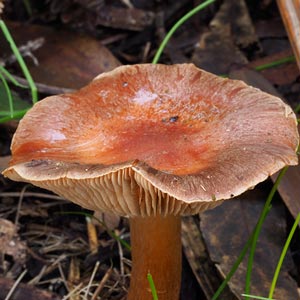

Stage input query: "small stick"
[
  {"left": 85, "top": 261, "right": 100, "bottom": 299},
  {"left": 91, "top": 268, "right": 113, "bottom": 300},
  {"left": 14, "top": 185, "right": 28, "bottom": 225},
  {"left": 4, "top": 269, "right": 27, "bottom": 300}
]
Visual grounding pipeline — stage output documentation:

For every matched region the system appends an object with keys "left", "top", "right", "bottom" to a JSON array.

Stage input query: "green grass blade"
[
  {"left": 147, "top": 272, "right": 159, "bottom": 300},
  {"left": 0, "top": 20, "right": 38, "bottom": 104},
  {"left": 0, "top": 109, "right": 28, "bottom": 123},
  {"left": 0, "top": 71, "right": 14, "bottom": 117},
  {"left": 152, "top": 0, "right": 216, "bottom": 64},
  {"left": 0, "top": 65, "right": 29, "bottom": 88},
  {"left": 242, "top": 294, "right": 274, "bottom": 300},
  {"left": 244, "top": 167, "right": 289, "bottom": 299},
  {"left": 254, "top": 56, "right": 296, "bottom": 72},
  {"left": 220, "top": 55, "right": 296, "bottom": 78},
  {"left": 268, "top": 212, "right": 300, "bottom": 299},
  {"left": 0, "top": 109, "right": 29, "bottom": 117}
]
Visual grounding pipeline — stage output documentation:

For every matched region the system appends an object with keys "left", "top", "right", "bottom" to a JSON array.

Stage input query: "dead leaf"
[
  {"left": 192, "top": 29, "right": 248, "bottom": 75},
  {"left": 192, "top": 0, "right": 262, "bottom": 74},
  {"left": 229, "top": 67, "right": 281, "bottom": 97},
  {"left": 1, "top": 21, "right": 121, "bottom": 89},
  {"left": 200, "top": 187, "right": 299, "bottom": 300},
  {"left": 248, "top": 49, "right": 299, "bottom": 86}
]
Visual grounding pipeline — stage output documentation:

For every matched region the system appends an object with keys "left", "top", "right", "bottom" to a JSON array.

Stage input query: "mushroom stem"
[{"left": 128, "top": 215, "right": 182, "bottom": 300}]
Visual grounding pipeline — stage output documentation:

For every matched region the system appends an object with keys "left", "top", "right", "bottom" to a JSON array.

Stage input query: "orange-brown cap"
[{"left": 3, "top": 64, "right": 299, "bottom": 217}]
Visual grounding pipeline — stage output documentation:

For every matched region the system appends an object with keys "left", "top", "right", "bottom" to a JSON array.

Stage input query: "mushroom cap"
[{"left": 3, "top": 64, "right": 299, "bottom": 216}]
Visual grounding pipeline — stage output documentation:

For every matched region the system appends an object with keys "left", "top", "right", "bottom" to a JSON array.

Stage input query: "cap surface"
[{"left": 3, "top": 64, "right": 299, "bottom": 216}]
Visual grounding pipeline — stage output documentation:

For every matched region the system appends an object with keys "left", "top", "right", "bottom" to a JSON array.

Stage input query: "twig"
[
  {"left": 14, "top": 185, "right": 29, "bottom": 225},
  {"left": 85, "top": 261, "right": 100, "bottom": 299},
  {"left": 91, "top": 268, "right": 113, "bottom": 300},
  {"left": 62, "top": 282, "right": 83, "bottom": 300},
  {"left": 58, "top": 262, "right": 70, "bottom": 293},
  {"left": 29, "top": 254, "right": 67, "bottom": 285},
  {"left": 4, "top": 38, "right": 44, "bottom": 66},
  {"left": 4, "top": 269, "right": 27, "bottom": 300},
  {"left": 7, "top": 74, "right": 75, "bottom": 95}
]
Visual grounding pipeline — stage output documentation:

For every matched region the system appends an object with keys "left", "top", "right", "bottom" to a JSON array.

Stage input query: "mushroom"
[{"left": 3, "top": 64, "right": 299, "bottom": 300}]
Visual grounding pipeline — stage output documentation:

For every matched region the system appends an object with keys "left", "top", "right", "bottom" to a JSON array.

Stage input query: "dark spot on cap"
[{"left": 169, "top": 116, "right": 179, "bottom": 122}]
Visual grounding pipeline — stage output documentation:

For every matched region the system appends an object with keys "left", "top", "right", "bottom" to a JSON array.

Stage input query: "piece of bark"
[
  {"left": 200, "top": 187, "right": 299, "bottom": 300},
  {"left": 277, "top": 0, "right": 300, "bottom": 70},
  {"left": 0, "top": 278, "right": 60, "bottom": 300},
  {"left": 1, "top": 21, "right": 121, "bottom": 89}
]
